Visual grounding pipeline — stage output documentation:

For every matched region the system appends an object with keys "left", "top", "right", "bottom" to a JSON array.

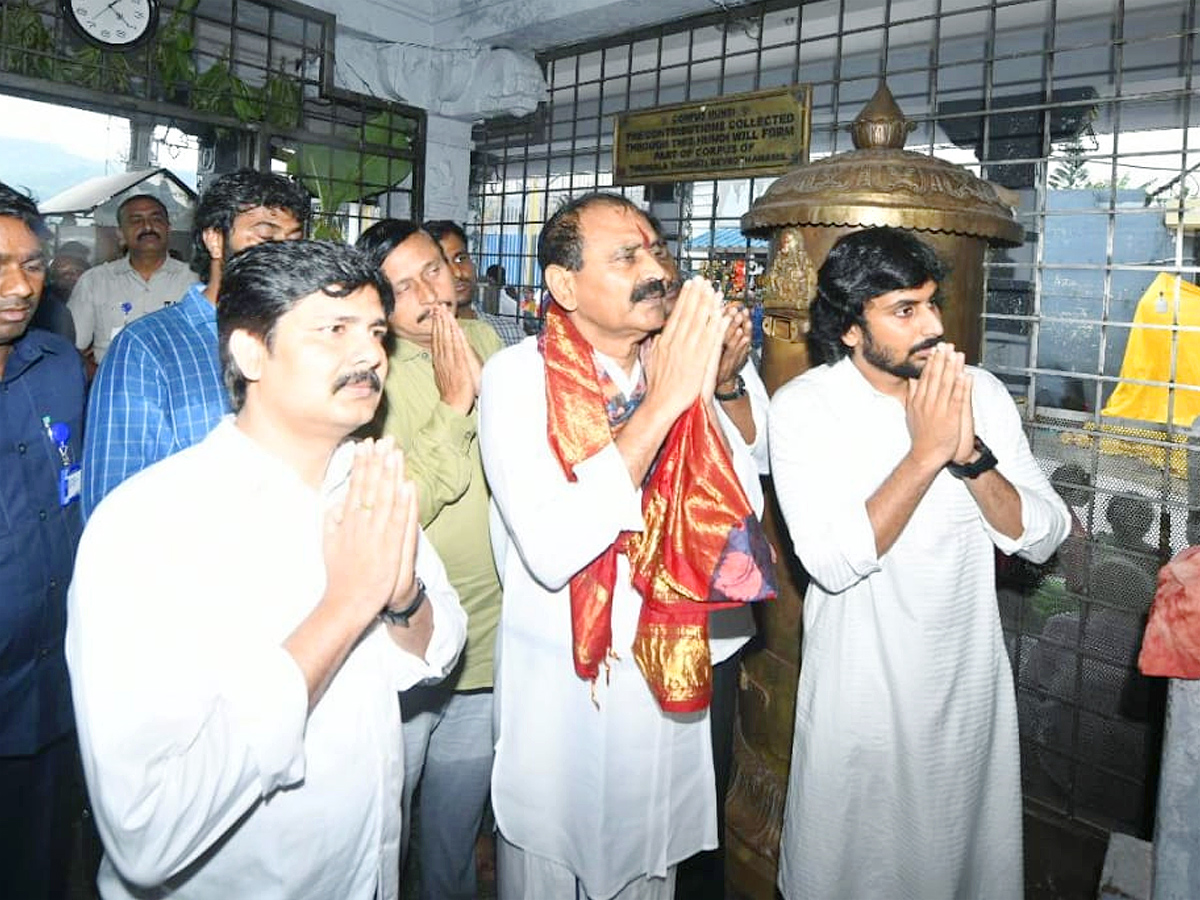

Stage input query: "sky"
[{"left": 0, "top": 93, "right": 197, "bottom": 203}]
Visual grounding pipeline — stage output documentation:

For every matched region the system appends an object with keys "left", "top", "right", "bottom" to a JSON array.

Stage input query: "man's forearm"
[
  {"left": 964, "top": 468, "right": 1023, "bottom": 539},
  {"left": 866, "top": 452, "right": 943, "bottom": 556},
  {"left": 716, "top": 391, "right": 755, "bottom": 444},
  {"left": 613, "top": 393, "right": 680, "bottom": 486}
]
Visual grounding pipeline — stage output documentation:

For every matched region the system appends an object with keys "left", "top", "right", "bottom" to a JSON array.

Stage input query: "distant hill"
[{"left": 0, "top": 139, "right": 195, "bottom": 206}]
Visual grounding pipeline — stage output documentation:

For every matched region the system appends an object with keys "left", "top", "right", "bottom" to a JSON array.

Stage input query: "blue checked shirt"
[
  {"left": 474, "top": 302, "right": 527, "bottom": 347},
  {"left": 82, "top": 283, "right": 229, "bottom": 521}
]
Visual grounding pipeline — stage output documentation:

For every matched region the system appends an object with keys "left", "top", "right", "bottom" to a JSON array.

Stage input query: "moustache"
[
  {"left": 416, "top": 302, "right": 454, "bottom": 323},
  {"left": 910, "top": 336, "right": 944, "bottom": 355},
  {"left": 630, "top": 279, "right": 668, "bottom": 304},
  {"left": 137, "top": 230, "right": 161, "bottom": 240},
  {"left": 332, "top": 369, "right": 382, "bottom": 394}
]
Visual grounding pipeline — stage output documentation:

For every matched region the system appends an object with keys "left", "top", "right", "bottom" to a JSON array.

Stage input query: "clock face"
[{"left": 63, "top": 0, "right": 160, "bottom": 51}]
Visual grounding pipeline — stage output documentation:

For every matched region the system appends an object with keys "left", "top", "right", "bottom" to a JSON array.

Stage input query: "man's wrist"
[
  {"left": 715, "top": 373, "right": 747, "bottom": 402},
  {"left": 946, "top": 437, "right": 998, "bottom": 479},
  {"left": 380, "top": 578, "right": 427, "bottom": 627}
]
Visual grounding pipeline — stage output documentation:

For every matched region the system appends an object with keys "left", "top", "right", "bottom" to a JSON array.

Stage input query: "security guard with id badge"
[{"left": 0, "top": 181, "right": 89, "bottom": 900}]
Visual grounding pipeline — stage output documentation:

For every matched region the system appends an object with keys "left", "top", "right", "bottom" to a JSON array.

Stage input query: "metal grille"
[
  {"left": 470, "top": 0, "right": 1200, "bottom": 843},
  {"left": 0, "top": 0, "right": 423, "bottom": 237}
]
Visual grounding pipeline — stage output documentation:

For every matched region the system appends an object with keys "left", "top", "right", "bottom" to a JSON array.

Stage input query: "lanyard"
[{"left": 42, "top": 416, "right": 80, "bottom": 507}]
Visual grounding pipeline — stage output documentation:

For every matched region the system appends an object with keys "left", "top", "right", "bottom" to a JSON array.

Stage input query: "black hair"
[
  {"left": 355, "top": 218, "right": 430, "bottom": 271},
  {"left": 54, "top": 240, "right": 90, "bottom": 263},
  {"left": 423, "top": 219, "right": 468, "bottom": 249},
  {"left": 116, "top": 193, "right": 168, "bottom": 226},
  {"left": 1051, "top": 463, "right": 1092, "bottom": 501},
  {"left": 1106, "top": 493, "right": 1154, "bottom": 541},
  {"left": 808, "top": 227, "right": 946, "bottom": 365},
  {"left": 217, "top": 240, "right": 392, "bottom": 411},
  {"left": 0, "top": 181, "right": 48, "bottom": 239},
  {"left": 191, "top": 169, "right": 311, "bottom": 277},
  {"left": 537, "top": 191, "right": 643, "bottom": 275}
]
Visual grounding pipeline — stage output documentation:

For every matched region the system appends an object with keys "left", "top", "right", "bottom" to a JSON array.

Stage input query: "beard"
[{"left": 861, "top": 329, "right": 942, "bottom": 380}]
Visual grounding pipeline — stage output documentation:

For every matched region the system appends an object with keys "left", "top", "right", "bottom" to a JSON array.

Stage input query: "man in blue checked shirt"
[
  {"left": 81, "top": 170, "right": 310, "bottom": 520},
  {"left": 0, "top": 181, "right": 87, "bottom": 899}
]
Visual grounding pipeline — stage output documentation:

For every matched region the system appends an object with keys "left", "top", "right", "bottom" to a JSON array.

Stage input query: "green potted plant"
[
  {"left": 152, "top": 0, "right": 199, "bottom": 104},
  {"left": 286, "top": 112, "right": 415, "bottom": 241},
  {"left": 0, "top": 1, "right": 54, "bottom": 79}
]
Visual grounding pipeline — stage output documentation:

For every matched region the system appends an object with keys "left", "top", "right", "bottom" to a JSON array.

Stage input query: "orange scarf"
[{"left": 541, "top": 303, "right": 775, "bottom": 712}]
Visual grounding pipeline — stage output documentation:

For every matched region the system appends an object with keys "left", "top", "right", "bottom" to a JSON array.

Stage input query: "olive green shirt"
[{"left": 382, "top": 320, "right": 505, "bottom": 691}]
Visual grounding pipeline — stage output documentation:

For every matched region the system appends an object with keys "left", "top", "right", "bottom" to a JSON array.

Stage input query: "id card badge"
[
  {"left": 43, "top": 418, "right": 80, "bottom": 507},
  {"left": 59, "top": 463, "right": 82, "bottom": 506}
]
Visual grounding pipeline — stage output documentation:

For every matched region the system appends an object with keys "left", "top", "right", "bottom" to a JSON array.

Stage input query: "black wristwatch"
[
  {"left": 379, "top": 578, "right": 427, "bottom": 627},
  {"left": 715, "top": 373, "right": 747, "bottom": 402},
  {"left": 946, "top": 437, "right": 998, "bottom": 479}
]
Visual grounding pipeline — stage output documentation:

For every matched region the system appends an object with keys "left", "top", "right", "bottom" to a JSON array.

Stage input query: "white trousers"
[{"left": 497, "top": 832, "right": 676, "bottom": 900}]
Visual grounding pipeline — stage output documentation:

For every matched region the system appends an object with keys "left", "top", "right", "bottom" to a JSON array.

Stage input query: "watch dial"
[{"left": 70, "top": 0, "right": 154, "bottom": 48}]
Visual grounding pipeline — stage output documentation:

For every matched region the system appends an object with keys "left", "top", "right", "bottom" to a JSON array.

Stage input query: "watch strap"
[
  {"left": 379, "top": 577, "right": 427, "bottom": 627},
  {"left": 946, "top": 437, "right": 998, "bottom": 479}
]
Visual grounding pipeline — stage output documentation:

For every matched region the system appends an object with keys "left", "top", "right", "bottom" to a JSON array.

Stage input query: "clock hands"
[{"left": 90, "top": 0, "right": 137, "bottom": 34}]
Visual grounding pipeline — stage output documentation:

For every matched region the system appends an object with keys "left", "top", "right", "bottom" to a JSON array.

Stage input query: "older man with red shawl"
[{"left": 479, "top": 192, "right": 774, "bottom": 900}]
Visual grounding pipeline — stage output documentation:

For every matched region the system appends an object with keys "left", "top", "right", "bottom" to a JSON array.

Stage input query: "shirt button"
[
  {"left": 37, "top": 647, "right": 50, "bottom": 659},
  {"left": 49, "top": 578, "right": 58, "bottom": 589},
  {"left": 17, "top": 442, "right": 26, "bottom": 454},
  {"left": 38, "top": 509, "right": 47, "bottom": 521}
]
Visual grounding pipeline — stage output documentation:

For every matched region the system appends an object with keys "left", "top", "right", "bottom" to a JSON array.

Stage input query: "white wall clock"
[{"left": 62, "top": 0, "right": 161, "bottom": 52}]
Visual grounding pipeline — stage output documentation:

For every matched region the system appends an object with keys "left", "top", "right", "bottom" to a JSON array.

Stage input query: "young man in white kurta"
[
  {"left": 67, "top": 240, "right": 468, "bottom": 900},
  {"left": 769, "top": 228, "right": 1069, "bottom": 900},
  {"left": 479, "top": 193, "right": 744, "bottom": 900}
]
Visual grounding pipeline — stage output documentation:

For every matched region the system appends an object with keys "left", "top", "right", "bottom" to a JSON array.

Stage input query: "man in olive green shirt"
[{"left": 357, "top": 221, "right": 503, "bottom": 900}]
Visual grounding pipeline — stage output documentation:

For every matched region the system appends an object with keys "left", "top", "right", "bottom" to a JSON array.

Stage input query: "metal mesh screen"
[{"left": 471, "top": 0, "right": 1200, "bottom": 842}]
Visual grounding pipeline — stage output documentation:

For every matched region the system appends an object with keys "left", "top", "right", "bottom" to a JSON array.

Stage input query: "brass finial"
[{"left": 850, "top": 81, "right": 917, "bottom": 150}]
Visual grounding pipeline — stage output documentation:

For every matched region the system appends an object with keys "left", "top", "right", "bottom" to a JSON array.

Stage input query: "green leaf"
[{"left": 286, "top": 112, "right": 413, "bottom": 217}]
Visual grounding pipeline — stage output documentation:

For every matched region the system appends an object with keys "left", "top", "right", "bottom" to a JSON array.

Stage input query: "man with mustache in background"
[
  {"left": 769, "top": 228, "right": 1069, "bottom": 900},
  {"left": 357, "top": 221, "right": 504, "bottom": 900},
  {"left": 80, "top": 170, "right": 309, "bottom": 520},
  {"left": 68, "top": 194, "right": 194, "bottom": 368},
  {"left": 425, "top": 219, "right": 526, "bottom": 347},
  {"left": 67, "top": 239, "right": 467, "bottom": 899},
  {"left": 480, "top": 192, "right": 774, "bottom": 899}
]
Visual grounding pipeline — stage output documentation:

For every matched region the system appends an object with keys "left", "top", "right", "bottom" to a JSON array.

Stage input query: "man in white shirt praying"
[
  {"left": 66, "top": 239, "right": 467, "bottom": 900},
  {"left": 480, "top": 192, "right": 774, "bottom": 900},
  {"left": 769, "top": 227, "right": 1070, "bottom": 900}
]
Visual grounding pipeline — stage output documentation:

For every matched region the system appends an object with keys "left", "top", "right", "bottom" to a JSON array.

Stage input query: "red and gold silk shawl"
[{"left": 540, "top": 303, "right": 775, "bottom": 712}]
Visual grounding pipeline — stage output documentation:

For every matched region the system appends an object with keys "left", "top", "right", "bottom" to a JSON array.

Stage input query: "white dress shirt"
[
  {"left": 769, "top": 358, "right": 1069, "bottom": 900},
  {"left": 68, "top": 255, "right": 195, "bottom": 362},
  {"left": 67, "top": 419, "right": 467, "bottom": 900}
]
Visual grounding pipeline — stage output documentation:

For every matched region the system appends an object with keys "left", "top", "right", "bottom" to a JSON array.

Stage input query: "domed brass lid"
[{"left": 741, "top": 82, "right": 1024, "bottom": 245}]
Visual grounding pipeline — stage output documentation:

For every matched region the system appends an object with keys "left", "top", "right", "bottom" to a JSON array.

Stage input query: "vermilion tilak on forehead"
[{"left": 636, "top": 221, "right": 653, "bottom": 249}]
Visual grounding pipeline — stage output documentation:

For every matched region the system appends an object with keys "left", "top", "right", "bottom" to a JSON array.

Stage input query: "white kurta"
[
  {"left": 768, "top": 359, "right": 1069, "bottom": 900},
  {"left": 479, "top": 340, "right": 766, "bottom": 900},
  {"left": 66, "top": 419, "right": 468, "bottom": 900}
]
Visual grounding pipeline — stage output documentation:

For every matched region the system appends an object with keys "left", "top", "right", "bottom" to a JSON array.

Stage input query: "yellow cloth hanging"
[{"left": 1102, "top": 272, "right": 1200, "bottom": 426}]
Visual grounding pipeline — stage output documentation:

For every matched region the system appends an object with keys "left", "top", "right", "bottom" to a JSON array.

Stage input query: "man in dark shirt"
[{"left": 0, "top": 181, "right": 87, "bottom": 899}]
